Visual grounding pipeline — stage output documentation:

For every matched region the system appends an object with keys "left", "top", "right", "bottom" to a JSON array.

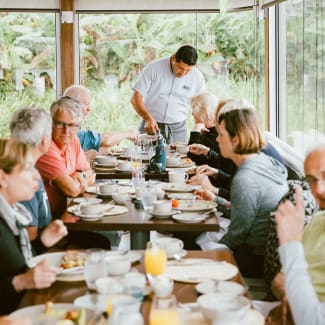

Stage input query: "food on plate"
[
  {"left": 43, "top": 301, "right": 86, "bottom": 325},
  {"left": 183, "top": 157, "right": 192, "bottom": 165},
  {"left": 60, "top": 251, "right": 85, "bottom": 269},
  {"left": 171, "top": 199, "right": 180, "bottom": 208}
]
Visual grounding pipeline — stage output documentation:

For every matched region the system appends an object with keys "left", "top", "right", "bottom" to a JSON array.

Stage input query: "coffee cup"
[
  {"left": 156, "top": 237, "right": 184, "bottom": 257},
  {"left": 175, "top": 144, "right": 189, "bottom": 155},
  {"left": 151, "top": 275, "right": 174, "bottom": 298},
  {"left": 79, "top": 203, "right": 100, "bottom": 215},
  {"left": 118, "top": 160, "right": 132, "bottom": 171},
  {"left": 97, "top": 183, "right": 118, "bottom": 195},
  {"left": 153, "top": 200, "right": 172, "bottom": 214},
  {"left": 105, "top": 255, "right": 131, "bottom": 276},
  {"left": 168, "top": 171, "right": 189, "bottom": 184},
  {"left": 95, "top": 155, "right": 117, "bottom": 166}
]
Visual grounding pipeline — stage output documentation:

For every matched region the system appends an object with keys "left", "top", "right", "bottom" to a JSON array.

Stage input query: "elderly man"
[
  {"left": 63, "top": 84, "right": 139, "bottom": 158},
  {"left": 273, "top": 140, "right": 325, "bottom": 324},
  {"left": 36, "top": 97, "right": 94, "bottom": 218},
  {"left": 10, "top": 107, "right": 68, "bottom": 248},
  {"left": 131, "top": 45, "right": 206, "bottom": 144}
]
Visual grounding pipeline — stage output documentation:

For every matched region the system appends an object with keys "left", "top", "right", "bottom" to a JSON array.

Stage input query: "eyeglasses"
[
  {"left": 53, "top": 119, "right": 80, "bottom": 130},
  {"left": 304, "top": 173, "right": 325, "bottom": 186}
]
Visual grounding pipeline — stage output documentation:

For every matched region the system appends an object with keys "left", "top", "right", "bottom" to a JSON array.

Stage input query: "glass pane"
[
  {"left": 285, "top": 0, "right": 325, "bottom": 154},
  {"left": 79, "top": 12, "right": 264, "bottom": 134},
  {"left": 0, "top": 12, "right": 57, "bottom": 138}
]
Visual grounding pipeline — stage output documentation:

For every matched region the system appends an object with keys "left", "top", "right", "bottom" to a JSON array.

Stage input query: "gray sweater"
[{"left": 219, "top": 153, "right": 288, "bottom": 254}]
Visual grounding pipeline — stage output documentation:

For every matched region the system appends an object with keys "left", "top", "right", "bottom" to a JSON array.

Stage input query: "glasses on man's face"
[
  {"left": 53, "top": 119, "right": 80, "bottom": 131},
  {"left": 304, "top": 172, "right": 325, "bottom": 186}
]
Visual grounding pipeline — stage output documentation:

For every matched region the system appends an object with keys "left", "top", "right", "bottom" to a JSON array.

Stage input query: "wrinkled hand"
[
  {"left": 275, "top": 185, "right": 305, "bottom": 244},
  {"left": 41, "top": 219, "right": 68, "bottom": 247},
  {"left": 194, "top": 189, "right": 216, "bottom": 201},
  {"left": 144, "top": 119, "right": 160, "bottom": 135},
  {"left": 188, "top": 174, "right": 215, "bottom": 193},
  {"left": 196, "top": 164, "right": 218, "bottom": 176},
  {"left": 188, "top": 144, "right": 209, "bottom": 156},
  {"left": 20, "top": 259, "right": 57, "bottom": 290}
]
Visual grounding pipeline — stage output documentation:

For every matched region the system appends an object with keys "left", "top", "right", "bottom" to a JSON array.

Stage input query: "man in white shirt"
[{"left": 131, "top": 45, "right": 206, "bottom": 143}]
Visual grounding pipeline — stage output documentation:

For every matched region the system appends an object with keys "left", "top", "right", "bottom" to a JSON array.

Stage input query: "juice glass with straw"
[{"left": 144, "top": 242, "right": 167, "bottom": 276}]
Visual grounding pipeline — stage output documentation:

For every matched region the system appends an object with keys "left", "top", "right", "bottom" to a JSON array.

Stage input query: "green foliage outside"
[{"left": 0, "top": 10, "right": 264, "bottom": 138}]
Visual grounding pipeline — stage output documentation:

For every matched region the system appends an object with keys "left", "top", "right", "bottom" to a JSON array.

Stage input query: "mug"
[
  {"left": 96, "top": 183, "right": 117, "bottom": 195},
  {"left": 168, "top": 171, "right": 189, "bottom": 184},
  {"left": 95, "top": 155, "right": 117, "bottom": 166},
  {"left": 79, "top": 202, "right": 100, "bottom": 215},
  {"left": 156, "top": 237, "right": 184, "bottom": 256},
  {"left": 118, "top": 160, "right": 132, "bottom": 171},
  {"left": 153, "top": 200, "right": 172, "bottom": 214}
]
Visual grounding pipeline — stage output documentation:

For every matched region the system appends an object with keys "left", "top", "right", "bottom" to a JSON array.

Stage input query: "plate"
[
  {"left": 74, "top": 294, "right": 108, "bottom": 312},
  {"left": 150, "top": 210, "right": 176, "bottom": 219},
  {"left": 163, "top": 183, "right": 200, "bottom": 193},
  {"left": 105, "top": 250, "right": 142, "bottom": 264},
  {"left": 195, "top": 280, "right": 246, "bottom": 295},
  {"left": 167, "top": 193, "right": 195, "bottom": 200},
  {"left": 74, "top": 212, "right": 104, "bottom": 221},
  {"left": 166, "top": 162, "right": 195, "bottom": 168},
  {"left": 168, "top": 249, "right": 187, "bottom": 259},
  {"left": 93, "top": 162, "right": 116, "bottom": 168},
  {"left": 73, "top": 197, "right": 103, "bottom": 204},
  {"left": 165, "top": 258, "right": 238, "bottom": 283},
  {"left": 10, "top": 303, "right": 95, "bottom": 322},
  {"left": 115, "top": 167, "right": 133, "bottom": 172},
  {"left": 176, "top": 200, "right": 217, "bottom": 212},
  {"left": 172, "top": 213, "right": 207, "bottom": 223},
  {"left": 27, "top": 252, "right": 86, "bottom": 282}
]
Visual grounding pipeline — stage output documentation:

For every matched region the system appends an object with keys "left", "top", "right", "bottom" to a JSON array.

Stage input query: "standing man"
[{"left": 131, "top": 45, "right": 206, "bottom": 144}]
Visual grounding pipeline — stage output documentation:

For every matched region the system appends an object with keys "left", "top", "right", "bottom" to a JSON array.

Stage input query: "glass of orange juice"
[
  {"left": 149, "top": 295, "right": 179, "bottom": 325},
  {"left": 144, "top": 242, "right": 167, "bottom": 276}
]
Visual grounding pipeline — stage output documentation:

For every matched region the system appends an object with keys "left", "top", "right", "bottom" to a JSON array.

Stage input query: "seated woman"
[
  {"left": 189, "top": 99, "right": 283, "bottom": 200},
  {"left": 195, "top": 109, "right": 288, "bottom": 277},
  {"left": 0, "top": 139, "right": 67, "bottom": 315}
]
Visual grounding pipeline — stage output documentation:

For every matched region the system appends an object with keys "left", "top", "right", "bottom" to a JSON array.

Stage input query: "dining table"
[
  {"left": 16, "top": 250, "right": 240, "bottom": 324},
  {"left": 62, "top": 197, "right": 220, "bottom": 250}
]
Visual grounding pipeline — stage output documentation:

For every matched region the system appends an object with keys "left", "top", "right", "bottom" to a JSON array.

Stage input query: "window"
[
  {"left": 0, "top": 12, "right": 57, "bottom": 137},
  {"left": 78, "top": 11, "right": 265, "bottom": 134}
]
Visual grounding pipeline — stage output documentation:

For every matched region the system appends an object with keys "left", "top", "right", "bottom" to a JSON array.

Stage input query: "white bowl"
[
  {"left": 112, "top": 192, "right": 129, "bottom": 205},
  {"left": 105, "top": 255, "right": 131, "bottom": 276},
  {"left": 197, "top": 293, "right": 251, "bottom": 322},
  {"left": 151, "top": 275, "right": 174, "bottom": 298},
  {"left": 95, "top": 276, "right": 124, "bottom": 295},
  {"left": 196, "top": 280, "right": 246, "bottom": 296}
]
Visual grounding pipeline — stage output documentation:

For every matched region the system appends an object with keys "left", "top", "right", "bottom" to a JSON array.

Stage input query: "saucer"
[
  {"left": 115, "top": 167, "right": 132, "bottom": 172},
  {"left": 168, "top": 249, "right": 187, "bottom": 259},
  {"left": 172, "top": 213, "right": 207, "bottom": 223},
  {"left": 73, "top": 198, "right": 103, "bottom": 204},
  {"left": 74, "top": 211, "right": 104, "bottom": 221},
  {"left": 150, "top": 209, "right": 176, "bottom": 219}
]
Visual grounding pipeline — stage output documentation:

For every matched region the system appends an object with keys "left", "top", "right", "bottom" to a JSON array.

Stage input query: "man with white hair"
[
  {"left": 273, "top": 140, "right": 325, "bottom": 324},
  {"left": 63, "top": 85, "right": 139, "bottom": 159}
]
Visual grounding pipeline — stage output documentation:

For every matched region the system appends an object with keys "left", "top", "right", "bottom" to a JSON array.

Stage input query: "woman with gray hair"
[{"left": 36, "top": 97, "right": 94, "bottom": 219}]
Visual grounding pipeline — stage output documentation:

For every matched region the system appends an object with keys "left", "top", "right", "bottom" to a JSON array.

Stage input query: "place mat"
[
  {"left": 178, "top": 308, "right": 264, "bottom": 325},
  {"left": 165, "top": 259, "right": 238, "bottom": 283}
]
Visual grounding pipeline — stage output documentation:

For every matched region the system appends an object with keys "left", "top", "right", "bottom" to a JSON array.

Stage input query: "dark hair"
[{"left": 174, "top": 45, "right": 198, "bottom": 66}]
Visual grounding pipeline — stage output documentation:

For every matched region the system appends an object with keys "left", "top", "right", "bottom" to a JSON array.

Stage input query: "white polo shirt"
[{"left": 133, "top": 57, "right": 206, "bottom": 124}]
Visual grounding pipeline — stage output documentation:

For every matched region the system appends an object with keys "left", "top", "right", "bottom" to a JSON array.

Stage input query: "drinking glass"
[
  {"left": 141, "top": 183, "right": 157, "bottom": 213},
  {"left": 84, "top": 249, "right": 107, "bottom": 290},
  {"left": 144, "top": 242, "right": 167, "bottom": 277},
  {"left": 149, "top": 295, "right": 178, "bottom": 325}
]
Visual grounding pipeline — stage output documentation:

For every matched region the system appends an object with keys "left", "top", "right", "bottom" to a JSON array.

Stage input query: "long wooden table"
[
  {"left": 63, "top": 199, "right": 220, "bottom": 249},
  {"left": 18, "top": 250, "right": 244, "bottom": 325}
]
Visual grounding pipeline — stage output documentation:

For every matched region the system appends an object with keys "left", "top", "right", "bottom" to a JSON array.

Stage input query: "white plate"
[
  {"left": 74, "top": 211, "right": 104, "bottom": 221},
  {"left": 93, "top": 162, "right": 116, "bottom": 168},
  {"left": 74, "top": 294, "right": 108, "bottom": 312},
  {"left": 73, "top": 198, "right": 103, "bottom": 204},
  {"left": 165, "top": 259, "right": 238, "bottom": 283},
  {"left": 27, "top": 252, "right": 86, "bottom": 281},
  {"left": 172, "top": 213, "right": 207, "bottom": 223},
  {"left": 163, "top": 183, "right": 200, "bottom": 193},
  {"left": 150, "top": 210, "right": 176, "bottom": 219},
  {"left": 166, "top": 162, "right": 195, "bottom": 168},
  {"left": 167, "top": 249, "right": 187, "bottom": 259},
  {"left": 195, "top": 280, "right": 246, "bottom": 295},
  {"left": 115, "top": 167, "right": 133, "bottom": 172},
  {"left": 176, "top": 200, "right": 217, "bottom": 212},
  {"left": 167, "top": 193, "right": 195, "bottom": 200},
  {"left": 105, "top": 250, "right": 142, "bottom": 264},
  {"left": 10, "top": 303, "right": 95, "bottom": 322}
]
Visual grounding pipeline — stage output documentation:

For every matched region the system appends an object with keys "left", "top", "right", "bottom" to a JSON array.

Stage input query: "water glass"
[
  {"left": 84, "top": 249, "right": 107, "bottom": 290},
  {"left": 142, "top": 184, "right": 157, "bottom": 212},
  {"left": 149, "top": 295, "right": 178, "bottom": 325}
]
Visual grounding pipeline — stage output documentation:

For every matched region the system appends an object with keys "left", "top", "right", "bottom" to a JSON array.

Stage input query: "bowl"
[
  {"left": 105, "top": 255, "right": 131, "bottom": 276},
  {"left": 95, "top": 276, "right": 124, "bottom": 295},
  {"left": 197, "top": 293, "right": 251, "bottom": 322},
  {"left": 112, "top": 192, "right": 129, "bottom": 205},
  {"left": 196, "top": 280, "right": 246, "bottom": 296},
  {"left": 151, "top": 275, "right": 174, "bottom": 298}
]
